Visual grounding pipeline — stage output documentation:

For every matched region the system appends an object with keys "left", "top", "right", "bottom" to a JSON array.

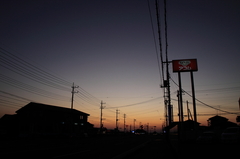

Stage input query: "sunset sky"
[{"left": 0, "top": 0, "right": 240, "bottom": 132}]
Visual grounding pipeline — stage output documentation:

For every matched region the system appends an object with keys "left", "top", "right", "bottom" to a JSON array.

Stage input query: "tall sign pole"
[
  {"left": 178, "top": 72, "right": 184, "bottom": 124},
  {"left": 190, "top": 71, "right": 197, "bottom": 123},
  {"left": 172, "top": 59, "right": 198, "bottom": 125},
  {"left": 178, "top": 72, "right": 184, "bottom": 141}
]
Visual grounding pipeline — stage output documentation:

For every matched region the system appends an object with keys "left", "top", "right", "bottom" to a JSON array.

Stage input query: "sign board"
[{"left": 172, "top": 59, "right": 198, "bottom": 72}]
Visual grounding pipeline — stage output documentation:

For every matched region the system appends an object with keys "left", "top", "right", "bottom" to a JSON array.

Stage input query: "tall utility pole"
[
  {"left": 70, "top": 83, "right": 78, "bottom": 134},
  {"left": 116, "top": 109, "right": 120, "bottom": 130},
  {"left": 163, "top": 61, "right": 172, "bottom": 126},
  {"left": 100, "top": 101, "right": 105, "bottom": 132},
  {"left": 164, "top": 0, "right": 172, "bottom": 127},
  {"left": 147, "top": 123, "right": 149, "bottom": 133},
  {"left": 123, "top": 114, "right": 126, "bottom": 133},
  {"left": 133, "top": 119, "right": 136, "bottom": 131},
  {"left": 155, "top": 0, "right": 172, "bottom": 127},
  {"left": 186, "top": 101, "right": 193, "bottom": 120},
  {"left": 71, "top": 82, "right": 79, "bottom": 109}
]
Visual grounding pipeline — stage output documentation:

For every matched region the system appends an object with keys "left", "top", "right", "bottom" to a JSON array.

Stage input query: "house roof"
[
  {"left": 16, "top": 102, "right": 89, "bottom": 116},
  {"left": 184, "top": 119, "right": 201, "bottom": 125},
  {"left": 208, "top": 115, "right": 228, "bottom": 121}
]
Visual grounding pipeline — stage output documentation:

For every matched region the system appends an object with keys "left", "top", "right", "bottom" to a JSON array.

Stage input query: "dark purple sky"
[{"left": 0, "top": 0, "right": 240, "bottom": 128}]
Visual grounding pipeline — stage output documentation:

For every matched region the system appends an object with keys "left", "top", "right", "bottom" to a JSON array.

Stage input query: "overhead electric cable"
[
  {"left": 1, "top": 94, "right": 30, "bottom": 103},
  {"left": 0, "top": 56, "right": 71, "bottom": 92},
  {"left": 75, "top": 93, "right": 99, "bottom": 107},
  {"left": 148, "top": 0, "right": 162, "bottom": 83},
  {"left": 0, "top": 99, "right": 23, "bottom": 108},
  {"left": 155, "top": 0, "right": 165, "bottom": 82},
  {"left": 106, "top": 97, "right": 162, "bottom": 109},
  {"left": 0, "top": 47, "right": 101, "bottom": 112},
  {"left": 170, "top": 77, "right": 239, "bottom": 115},
  {"left": 164, "top": 0, "right": 168, "bottom": 59},
  {"left": 77, "top": 87, "right": 101, "bottom": 103},
  {"left": 0, "top": 47, "right": 72, "bottom": 87},
  {"left": 0, "top": 90, "right": 33, "bottom": 102},
  {"left": 0, "top": 74, "right": 70, "bottom": 101}
]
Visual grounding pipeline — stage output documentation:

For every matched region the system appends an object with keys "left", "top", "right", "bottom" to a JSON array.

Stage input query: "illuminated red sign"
[{"left": 172, "top": 59, "right": 198, "bottom": 72}]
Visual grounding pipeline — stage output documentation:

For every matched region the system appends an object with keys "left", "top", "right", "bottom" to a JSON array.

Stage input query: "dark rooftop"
[{"left": 16, "top": 102, "right": 89, "bottom": 116}]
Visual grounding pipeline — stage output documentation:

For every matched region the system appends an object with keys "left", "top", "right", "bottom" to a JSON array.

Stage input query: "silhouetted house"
[
  {"left": 0, "top": 114, "right": 17, "bottom": 137},
  {"left": 207, "top": 115, "right": 237, "bottom": 130},
  {"left": 183, "top": 120, "right": 201, "bottom": 130},
  {"left": 168, "top": 120, "right": 201, "bottom": 133},
  {"left": 236, "top": 116, "right": 240, "bottom": 122},
  {"left": 1, "top": 102, "right": 94, "bottom": 137},
  {"left": 168, "top": 120, "right": 201, "bottom": 141}
]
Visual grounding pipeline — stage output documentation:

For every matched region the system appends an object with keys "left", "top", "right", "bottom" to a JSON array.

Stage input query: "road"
[
  {"left": 0, "top": 134, "right": 168, "bottom": 158},
  {"left": 1, "top": 134, "right": 238, "bottom": 158},
  {"left": 171, "top": 139, "right": 240, "bottom": 158},
  {"left": 124, "top": 137, "right": 178, "bottom": 159}
]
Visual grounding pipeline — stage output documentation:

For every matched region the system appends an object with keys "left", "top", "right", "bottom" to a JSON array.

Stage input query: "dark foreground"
[
  {"left": 0, "top": 134, "right": 175, "bottom": 158},
  {"left": 1, "top": 134, "right": 239, "bottom": 158}
]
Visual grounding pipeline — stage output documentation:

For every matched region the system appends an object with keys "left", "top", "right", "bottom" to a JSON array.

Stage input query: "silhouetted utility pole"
[
  {"left": 71, "top": 83, "right": 79, "bottom": 109},
  {"left": 186, "top": 101, "right": 193, "bottom": 121},
  {"left": 156, "top": 0, "right": 172, "bottom": 129},
  {"left": 123, "top": 114, "right": 126, "bottom": 133},
  {"left": 116, "top": 109, "right": 120, "bottom": 130},
  {"left": 70, "top": 83, "right": 78, "bottom": 134},
  {"left": 147, "top": 123, "right": 149, "bottom": 133},
  {"left": 100, "top": 101, "right": 105, "bottom": 132},
  {"left": 133, "top": 119, "right": 136, "bottom": 131}
]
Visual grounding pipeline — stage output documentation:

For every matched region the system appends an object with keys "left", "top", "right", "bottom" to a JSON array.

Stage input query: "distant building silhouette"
[
  {"left": 167, "top": 120, "right": 201, "bottom": 141},
  {"left": 167, "top": 120, "right": 200, "bottom": 132},
  {"left": 0, "top": 102, "right": 94, "bottom": 138},
  {"left": 0, "top": 114, "right": 17, "bottom": 137},
  {"left": 207, "top": 115, "right": 237, "bottom": 130},
  {"left": 237, "top": 116, "right": 240, "bottom": 122},
  {"left": 165, "top": 115, "right": 239, "bottom": 142}
]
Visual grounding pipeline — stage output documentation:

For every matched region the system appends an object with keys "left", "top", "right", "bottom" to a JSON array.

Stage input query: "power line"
[
  {"left": 155, "top": 0, "right": 165, "bottom": 84},
  {"left": 0, "top": 90, "right": 33, "bottom": 102},
  {"left": 0, "top": 47, "right": 102, "bottom": 102},
  {"left": 194, "top": 86, "right": 240, "bottom": 93},
  {"left": 0, "top": 59, "right": 70, "bottom": 92},
  {"left": 0, "top": 47, "right": 72, "bottom": 87},
  {"left": 148, "top": 0, "right": 162, "bottom": 83},
  {"left": 164, "top": 0, "right": 168, "bottom": 60},
  {"left": 0, "top": 54, "right": 71, "bottom": 92},
  {"left": 0, "top": 101, "right": 22, "bottom": 109},
  {"left": 105, "top": 97, "right": 162, "bottom": 109},
  {"left": 0, "top": 46, "right": 100, "bottom": 110},
  {"left": 76, "top": 87, "right": 100, "bottom": 104},
  {"left": 1, "top": 94, "right": 30, "bottom": 104},
  {"left": 0, "top": 74, "right": 70, "bottom": 101},
  {"left": 75, "top": 92, "right": 100, "bottom": 107},
  {"left": 170, "top": 77, "right": 239, "bottom": 115}
]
